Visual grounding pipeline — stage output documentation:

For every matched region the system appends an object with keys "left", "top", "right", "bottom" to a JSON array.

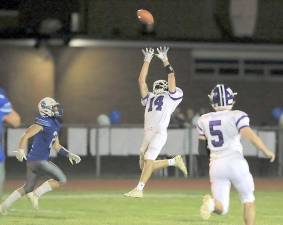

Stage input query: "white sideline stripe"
[{"left": 39, "top": 193, "right": 202, "bottom": 199}]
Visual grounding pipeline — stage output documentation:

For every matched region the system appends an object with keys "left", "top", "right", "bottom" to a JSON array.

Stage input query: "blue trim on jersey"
[
  {"left": 169, "top": 90, "right": 176, "bottom": 94},
  {"left": 169, "top": 95, "right": 183, "bottom": 101},
  {"left": 236, "top": 115, "right": 249, "bottom": 128},
  {"left": 197, "top": 125, "right": 203, "bottom": 131},
  {"left": 142, "top": 94, "right": 149, "bottom": 100}
]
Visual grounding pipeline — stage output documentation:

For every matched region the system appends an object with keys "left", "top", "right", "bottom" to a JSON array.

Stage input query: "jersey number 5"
[
  {"left": 148, "top": 96, "right": 164, "bottom": 112},
  {"left": 209, "top": 120, "right": 224, "bottom": 147}
]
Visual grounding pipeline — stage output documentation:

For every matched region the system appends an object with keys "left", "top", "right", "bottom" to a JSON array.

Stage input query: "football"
[{"left": 136, "top": 9, "right": 154, "bottom": 25}]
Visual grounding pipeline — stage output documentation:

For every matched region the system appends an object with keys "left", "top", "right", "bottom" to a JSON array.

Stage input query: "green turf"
[{"left": 1, "top": 190, "right": 282, "bottom": 225}]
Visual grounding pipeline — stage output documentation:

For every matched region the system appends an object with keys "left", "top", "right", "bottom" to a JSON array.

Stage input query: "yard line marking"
[{"left": 38, "top": 193, "right": 202, "bottom": 199}]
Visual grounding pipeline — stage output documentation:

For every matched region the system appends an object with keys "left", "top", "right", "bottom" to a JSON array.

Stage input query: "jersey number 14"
[{"left": 148, "top": 96, "right": 164, "bottom": 112}]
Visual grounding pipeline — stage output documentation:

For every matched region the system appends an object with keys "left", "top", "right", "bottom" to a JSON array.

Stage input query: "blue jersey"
[
  {"left": 27, "top": 116, "right": 61, "bottom": 161},
  {"left": 0, "top": 90, "right": 13, "bottom": 162}
]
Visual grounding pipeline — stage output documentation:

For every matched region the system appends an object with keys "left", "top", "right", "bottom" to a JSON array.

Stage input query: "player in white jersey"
[
  {"left": 197, "top": 84, "right": 275, "bottom": 225},
  {"left": 124, "top": 47, "right": 188, "bottom": 198}
]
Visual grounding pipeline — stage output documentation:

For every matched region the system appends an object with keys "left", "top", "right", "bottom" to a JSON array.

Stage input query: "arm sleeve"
[
  {"left": 168, "top": 87, "right": 183, "bottom": 101},
  {"left": 0, "top": 96, "right": 12, "bottom": 116},
  {"left": 35, "top": 117, "right": 51, "bottom": 127},
  {"left": 235, "top": 111, "right": 250, "bottom": 131}
]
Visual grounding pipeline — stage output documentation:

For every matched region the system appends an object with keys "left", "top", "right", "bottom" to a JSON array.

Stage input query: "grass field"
[{"left": 1, "top": 189, "right": 282, "bottom": 225}]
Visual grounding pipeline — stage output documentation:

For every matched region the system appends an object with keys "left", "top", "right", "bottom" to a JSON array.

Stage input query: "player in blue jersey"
[
  {"left": 0, "top": 88, "right": 21, "bottom": 197},
  {"left": 0, "top": 97, "right": 81, "bottom": 214}
]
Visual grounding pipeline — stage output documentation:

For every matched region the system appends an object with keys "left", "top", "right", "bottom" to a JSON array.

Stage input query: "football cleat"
[
  {"left": 208, "top": 84, "right": 237, "bottom": 111},
  {"left": 124, "top": 188, "right": 143, "bottom": 198},
  {"left": 0, "top": 204, "right": 7, "bottom": 215},
  {"left": 174, "top": 155, "right": 188, "bottom": 177},
  {"left": 200, "top": 194, "right": 214, "bottom": 220},
  {"left": 27, "top": 192, "right": 39, "bottom": 209}
]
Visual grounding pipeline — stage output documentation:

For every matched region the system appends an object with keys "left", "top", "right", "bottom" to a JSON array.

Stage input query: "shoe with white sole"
[
  {"left": 27, "top": 192, "right": 39, "bottom": 209},
  {"left": 200, "top": 194, "right": 214, "bottom": 220},
  {"left": 174, "top": 155, "right": 188, "bottom": 177},
  {"left": 124, "top": 188, "right": 143, "bottom": 198}
]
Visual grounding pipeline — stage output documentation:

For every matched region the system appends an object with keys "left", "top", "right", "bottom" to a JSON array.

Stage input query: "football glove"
[
  {"left": 155, "top": 46, "right": 169, "bottom": 62},
  {"left": 142, "top": 48, "right": 154, "bottom": 63},
  {"left": 14, "top": 149, "right": 27, "bottom": 162},
  {"left": 68, "top": 152, "right": 81, "bottom": 165}
]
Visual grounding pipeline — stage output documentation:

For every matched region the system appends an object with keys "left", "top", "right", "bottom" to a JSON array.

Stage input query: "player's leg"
[
  {"left": 231, "top": 159, "right": 255, "bottom": 225},
  {"left": 0, "top": 161, "right": 38, "bottom": 214},
  {"left": 152, "top": 155, "right": 187, "bottom": 176},
  {"left": 201, "top": 159, "right": 231, "bottom": 219},
  {"left": 124, "top": 131, "right": 164, "bottom": 198},
  {"left": 0, "top": 162, "right": 5, "bottom": 198},
  {"left": 0, "top": 185, "right": 26, "bottom": 214},
  {"left": 32, "top": 161, "right": 66, "bottom": 198}
]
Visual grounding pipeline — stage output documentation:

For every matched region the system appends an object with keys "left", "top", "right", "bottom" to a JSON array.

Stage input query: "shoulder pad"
[{"left": 35, "top": 116, "right": 52, "bottom": 127}]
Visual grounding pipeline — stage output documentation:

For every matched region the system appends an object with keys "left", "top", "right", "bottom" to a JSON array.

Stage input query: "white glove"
[
  {"left": 68, "top": 152, "right": 81, "bottom": 165},
  {"left": 155, "top": 46, "right": 169, "bottom": 62},
  {"left": 14, "top": 149, "right": 27, "bottom": 162},
  {"left": 142, "top": 48, "right": 154, "bottom": 63}
]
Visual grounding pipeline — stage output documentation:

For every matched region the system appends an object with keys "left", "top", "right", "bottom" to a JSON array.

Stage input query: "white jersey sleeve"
[
  {"left": 168, "top": 87, "right": 183, "bottom": 103},
  {"left": 141, "top": 92, "right": 154, "bottom": 107},
  {"left": 234, "top": 110, "right": 250, "bottom": 131},
  {"left": 196, "top": 117, "right": 205, "bottom": 137}
]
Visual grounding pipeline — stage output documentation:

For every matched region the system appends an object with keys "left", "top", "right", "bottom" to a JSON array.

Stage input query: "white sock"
[
  {"left": 168, "top": 158, "right": 176, "bottom": 166},
  {"left": 34, "top": 181, "right": 52, "bottom": 198},
  {"left": 136, "top": 182, "right": 145, "bottom": 191},
  {"left": 2, "top": 190, "right": 22, "bottom": 210}
]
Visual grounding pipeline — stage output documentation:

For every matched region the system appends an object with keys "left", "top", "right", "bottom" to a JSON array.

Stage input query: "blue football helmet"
[
  {"left": 38, "top": 97, "right": 63, "bottom": 117},
  {"left": 208, "top": 84, "right": 237, "bottom": 111}
]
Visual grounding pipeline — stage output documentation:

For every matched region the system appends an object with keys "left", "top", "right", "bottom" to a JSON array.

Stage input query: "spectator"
[
  {"left": 171, "top": 107, "right": 186, "bottom": 128},
  {"left": 0, "top": 88, "right": 21, "bottom": 197},
  {"left": 184, "top": 107, "right": 195, "bottom": 127}
]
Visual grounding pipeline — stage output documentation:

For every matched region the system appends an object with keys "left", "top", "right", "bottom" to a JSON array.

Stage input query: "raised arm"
[
  {"left": 156, "top": 46, "right": 176, "bottom": 93},
  {"left": 16, "top": 124, "right": 43, "bottom": 161},
  {"left": 138, "top": 48, "right": 154, "bottom": 98},
  {"left": 240, "top": 127, "right": 275, "bottom": 162}
]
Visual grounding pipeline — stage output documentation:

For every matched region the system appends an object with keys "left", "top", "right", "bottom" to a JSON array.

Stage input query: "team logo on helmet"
[
  {"left": 208, "top": 84, "right": 237, "bottom": 111},
  {"left": 38, "top": 97, "right": 63, "bottom": 117},
  {"left": 153, "top": 80, "right": 168, "bottom": 95}
]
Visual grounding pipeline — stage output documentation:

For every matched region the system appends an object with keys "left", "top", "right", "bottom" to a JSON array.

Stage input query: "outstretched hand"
[
  {"left": 142, "top": 48, "right": 154, "bottom": 63},
  {"left": 155, "top": 46, "right": 169, "bottom": 63}
]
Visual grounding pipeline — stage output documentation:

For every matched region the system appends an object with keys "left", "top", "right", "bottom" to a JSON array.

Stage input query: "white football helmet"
[
  {"left": 153, "top": 80, "right": 168, "bottom": 95},
  {"left": 38, "top": 97, "right": 63, "bottom": 117}
]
